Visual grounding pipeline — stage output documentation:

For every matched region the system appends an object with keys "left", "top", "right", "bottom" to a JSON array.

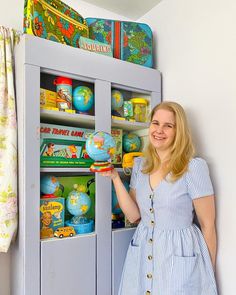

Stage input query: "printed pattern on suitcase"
[
  {"left": 86, "top": 18, "right": 153, "bottom": 68},
  {"left": 24, "top": 0, "right": 89, "bottom": 47}
]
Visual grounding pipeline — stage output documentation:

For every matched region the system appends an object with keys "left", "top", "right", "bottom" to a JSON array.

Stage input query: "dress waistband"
[{"left": 140, "top": 218, "right": 193, "bottom": 231}]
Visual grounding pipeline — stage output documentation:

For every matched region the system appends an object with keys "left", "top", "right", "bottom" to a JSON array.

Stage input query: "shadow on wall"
[{"left": 0, "top": 252, "right": 10, "bottom": 295}]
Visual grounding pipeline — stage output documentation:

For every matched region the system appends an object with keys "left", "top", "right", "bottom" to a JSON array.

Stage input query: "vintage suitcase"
[
  {"left": 24, "top": 0, "right": 89, "bottom": 47},
  {"left": 86, "top": 18, "right": 153, "bottom": 68}
]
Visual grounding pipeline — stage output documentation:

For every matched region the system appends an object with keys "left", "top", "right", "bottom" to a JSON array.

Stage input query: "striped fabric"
[{"left": 118, "top": 157, "right": 218, "bottom": 295}]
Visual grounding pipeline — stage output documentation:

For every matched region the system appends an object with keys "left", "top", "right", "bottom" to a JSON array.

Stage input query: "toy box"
[
  {"left": 40, "top": 123, "right": 94, "bottom": 167},
  {"left": 111, "top": 128, "right": 122, "bottom": 165},
  {"left": 40, "top": 197, "right": 65, "bottom": 239},
  {"left": 55, "top": 175, "right": 95, "bottom": 222},
  {"left": 40, "top": 88, "right": 57, "bottom": 110}
]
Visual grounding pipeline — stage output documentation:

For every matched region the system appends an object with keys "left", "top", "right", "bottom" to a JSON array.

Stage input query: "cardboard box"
[
  {"left": 40, "top": 88, "right": 57, "bottom": 109},
  {"left": 111, "top": 128, "right": 122, "bottom": 165},
  {"left": 40, "top": 197, "right": 65, "bottom": 239},
  {"left": 40, "top": 123, "right": 94, "bottom": 167},
  {"left": 40, "top": 124, "right": 123, "bottom": 167}
]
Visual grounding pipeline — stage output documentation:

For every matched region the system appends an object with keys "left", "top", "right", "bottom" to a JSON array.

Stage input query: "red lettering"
[
  {"left": 52, "top": 128, "right": 70, "bottom": 136},
  {"left": 40, "top": 127, "right": 51, "bottom": 133},
  {"left": 70, "top": 131, "right": 84, "bottom": 137}
]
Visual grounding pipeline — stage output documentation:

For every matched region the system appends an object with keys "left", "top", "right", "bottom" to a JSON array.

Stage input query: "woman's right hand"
[{"left": 100, "top": 168, "right": 119, "bottom": 180}]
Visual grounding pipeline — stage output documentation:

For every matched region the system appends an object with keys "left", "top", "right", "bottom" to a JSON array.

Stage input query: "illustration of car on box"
[{"left": 54, "top": 226, "right": 76, "bottom": 238}]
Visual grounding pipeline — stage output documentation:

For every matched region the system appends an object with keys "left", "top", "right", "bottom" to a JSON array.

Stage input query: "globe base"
[
  {"left": 65, "top": 219, "right": 94, "bottom": 234},
  {"left": 75, "top": 110, "right": 90, "bottom": 115},
  {"left": 90, "top": 161, "right": 114, "bottom": 172}
]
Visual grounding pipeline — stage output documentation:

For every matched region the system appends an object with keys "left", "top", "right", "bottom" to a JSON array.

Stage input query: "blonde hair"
[{"left": 142, "top": 101, "right": 195, "bottom": 181}]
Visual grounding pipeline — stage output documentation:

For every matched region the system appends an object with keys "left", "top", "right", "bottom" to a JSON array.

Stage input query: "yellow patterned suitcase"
[{"left": 24, "top": 0, "right": 89, "bottom": 47}]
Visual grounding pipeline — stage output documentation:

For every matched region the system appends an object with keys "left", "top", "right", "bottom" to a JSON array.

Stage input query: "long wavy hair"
[{"left": 142, "top": 101, "right": 195, "bottom": 181}]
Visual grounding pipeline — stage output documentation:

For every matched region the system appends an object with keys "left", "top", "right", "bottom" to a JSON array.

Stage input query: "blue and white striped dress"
[{"left": 118, "top": 157, "right": 218, "bottom": 295}]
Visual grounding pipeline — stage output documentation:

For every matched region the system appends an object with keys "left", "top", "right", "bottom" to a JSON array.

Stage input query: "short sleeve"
[
  {"left": 129, "top": 157, "right": 143, "bottom": 190},
  {"left": 186, "top": 157, "right": 214, "bottom": 200}
]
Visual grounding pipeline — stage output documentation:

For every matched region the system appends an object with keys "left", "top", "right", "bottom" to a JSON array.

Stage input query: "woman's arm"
[
  {"left": 193, "top": 195, "right": 217, "bottom": 270},
  {"left": 101, "top": 169, "right": 141, "bottom": 223}
]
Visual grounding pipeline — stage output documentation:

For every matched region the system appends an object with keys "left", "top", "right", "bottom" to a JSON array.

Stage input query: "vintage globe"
[
  {"left": 111, "top": 90, "right": 124, "bottom": 111},
  {"left": 86, "top": 131, "right": 116, "bottom": 162},
  {"left": 66, "top": 190, "right": 91, "bottom": 217},
  {"left": 123, "top": 133, "right": 141, "bottom": 153},
  {"left": 40, "top": 175, "right": 60, "bottom": 195},
  {"left": 73, "top": 86, "right": 94, "bottom": 113}
]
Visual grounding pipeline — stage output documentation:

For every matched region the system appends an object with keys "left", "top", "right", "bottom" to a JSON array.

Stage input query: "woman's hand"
[{"left": 100, "top": 168, "right": 119, "bottom": 180}]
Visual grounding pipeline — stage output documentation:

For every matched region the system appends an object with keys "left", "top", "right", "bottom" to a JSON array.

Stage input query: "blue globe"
[
  {"left": 86, "top": 131, "right": 116, "bottom": 162},
  {"left": 40, "top": 175, "right": 60, "bottom": 195},
  {"left": 66, "top": 190, "right": 91, "bottom": 217},
  {"left": 123, "top": 133, "right": 141, "bottom": 153},
  {"left": 112, "top": 180, "right": 129, "bottom": 214},
  {"left": 73, "top": 86, "right": 94, "bottom": 113},
  {"left": 111, "top": 90, "right": 124, "bottom": 111}
]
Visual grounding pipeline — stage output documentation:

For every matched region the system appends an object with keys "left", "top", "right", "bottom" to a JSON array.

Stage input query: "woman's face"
[{"left": 149, "top": 109, "right": 176, "bottom": 153}]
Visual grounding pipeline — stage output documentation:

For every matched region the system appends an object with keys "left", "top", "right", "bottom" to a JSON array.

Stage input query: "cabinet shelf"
[
  {"left": 40, "top": 109, "right": 95, "bottom": 128},
  {"left": 112, "top": 227, "right": 136, "bottom": 233},
  {"left": 40, "top": 232, "right": 96, "bottom": 244},
  {"left": 111, "top": 118, "right": 149, "bottom": 131},
  {"left": 40, "top": 167, "right": 92, "bottom": 173}
]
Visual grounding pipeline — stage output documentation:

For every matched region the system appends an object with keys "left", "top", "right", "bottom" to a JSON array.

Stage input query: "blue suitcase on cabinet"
[{"left": 86, "top": 18, "right": 153, "bottom": 68}]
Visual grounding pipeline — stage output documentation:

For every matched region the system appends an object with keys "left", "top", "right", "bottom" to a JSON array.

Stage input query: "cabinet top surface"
[{"left": 17, "top": 35, "right": 161, "bottom": 93}]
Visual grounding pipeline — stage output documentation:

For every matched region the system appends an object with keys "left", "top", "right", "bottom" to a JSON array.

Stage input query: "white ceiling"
[{"left": 82, "top": 0, "right": 162, "bottom": 20}]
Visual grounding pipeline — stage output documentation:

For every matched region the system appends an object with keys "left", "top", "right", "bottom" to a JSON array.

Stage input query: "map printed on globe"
[
  {"left": 111, "top": 90, "right": 124, "bottom": 111},
  {"left": 123, "top": 133, "right": 141, "bottom": 153},
  {"left": 73, "top": 86, "right": 94, "bottom": 113},
  {"left": 86, "top": 131, "right": 116, "bottom": 162}
]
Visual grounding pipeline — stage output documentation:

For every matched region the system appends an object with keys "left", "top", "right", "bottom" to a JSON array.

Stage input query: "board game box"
[
  {"left": 111, "top": 128, "right": 122, "bottom": 165},
  {"left": 40, "top": 123, "right": 122, "bottom": 167},
  {"left": 40, "top": 197, "right": 65, "bottom": 239},
  {"left": 40, "top": 123, "right": 94, "bottom": 167}
]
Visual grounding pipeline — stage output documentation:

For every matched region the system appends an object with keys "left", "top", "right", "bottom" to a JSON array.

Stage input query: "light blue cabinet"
[
  {"left": 41, "top": 234, "right": 96, "bottom": 295},
  {"left": 11, "top": 35, "right": 161, "bottom": 295}
]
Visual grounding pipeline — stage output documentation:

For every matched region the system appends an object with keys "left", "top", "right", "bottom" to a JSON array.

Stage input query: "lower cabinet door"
[
  {"left": 41, "top": 234, "right": 96, "bottom": 295},
  {"left": 112, "top": 228, "right": 136, "bottom": 295}
]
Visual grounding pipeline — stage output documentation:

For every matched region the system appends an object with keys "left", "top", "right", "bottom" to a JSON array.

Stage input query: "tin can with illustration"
[
  {"left": 130, "top": 98, "right": 148, "bottom": 122},
  {"left": 54, "top": 77, "right": 72, "bottom": 110}
]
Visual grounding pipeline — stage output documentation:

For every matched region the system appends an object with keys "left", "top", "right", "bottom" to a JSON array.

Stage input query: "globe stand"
[
  {"left": 90, "top": 161, "right": 114, "bottom": 172},
  {"left": 65, "top": 217, "right": 94, "bottom": 235}
]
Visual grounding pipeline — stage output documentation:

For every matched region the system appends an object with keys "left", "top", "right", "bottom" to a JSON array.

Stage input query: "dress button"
[
  {"left": 148, "top": 238, "right": 153, "bottom": 243},
  {"left": 146, "top": 291, "right": 151, "bottom": 295},
  {"left": 149, "top": 194, "right": 153, "bottom": 199},
  {"left": 151, "top": 220, "right": 155, "bottom": 226},
  {"left": 149, "top": 208, "right": 154, "bottom": 213},
  {"left": 148, "top": 255, "right": 153, "bottom": 260},
  {"left": 147, "top": 273, "right": 152, "bottom": 279}
]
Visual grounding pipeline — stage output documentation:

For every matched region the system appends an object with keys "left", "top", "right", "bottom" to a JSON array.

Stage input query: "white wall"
[
  {"left": 0, "top": 2, "right": 129, "bottom": 295},
  {"left": 139, "top": 0, "right": 236, "bottom": 294},
  {"left": 0, "top": 0, "right": 130, "bottom": 31}
]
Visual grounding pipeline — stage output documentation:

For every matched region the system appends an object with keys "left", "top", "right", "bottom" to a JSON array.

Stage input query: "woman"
[{"left": 102, "top": 101, "right": 218, "bottom": 295}]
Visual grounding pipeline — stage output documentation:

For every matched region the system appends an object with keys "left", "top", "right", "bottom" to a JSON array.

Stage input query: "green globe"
[{"left": 73, "top": 86, "right": 94, "bottom": 113}]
